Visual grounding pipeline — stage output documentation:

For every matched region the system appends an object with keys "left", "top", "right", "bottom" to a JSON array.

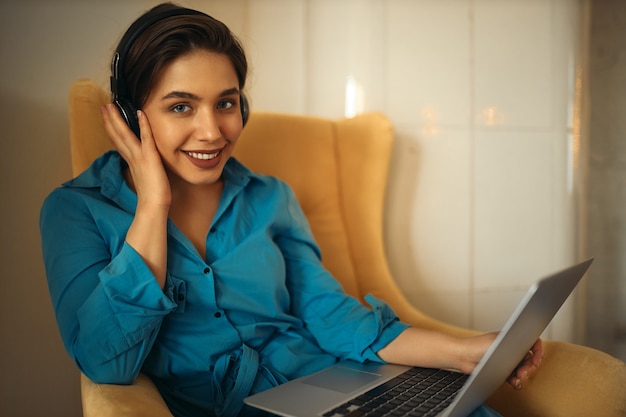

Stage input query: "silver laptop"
[{"left": 245, "top": 258, "right": 593, "bottom": 417}]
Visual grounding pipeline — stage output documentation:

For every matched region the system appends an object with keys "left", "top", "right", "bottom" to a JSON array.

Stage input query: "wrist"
[{"left": 136, "top": 198, "right": 171, "bottom": 216}]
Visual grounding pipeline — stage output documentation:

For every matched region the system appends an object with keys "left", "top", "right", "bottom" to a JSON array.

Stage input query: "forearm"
[
  {"left": 378, "top": 327, "right": 462, "bottom": 370},
  {"left": 377, "top": 327, "right": 494, "bottom": 375},
  {"left": 125, "top": 200, "right": 169, "bottom": 288}
]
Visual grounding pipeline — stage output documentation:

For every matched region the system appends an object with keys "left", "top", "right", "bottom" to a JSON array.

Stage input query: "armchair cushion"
[
  {"left": 81, "top": 373, "right": 173, "bottom": 417},
  {"left": 487, "top": 340, "right": 626, "bottom": 417}
]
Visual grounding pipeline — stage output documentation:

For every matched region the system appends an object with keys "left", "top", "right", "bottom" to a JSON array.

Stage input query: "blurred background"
[{"left": 1, "top": 0, "right": 624, "bottom": 416}]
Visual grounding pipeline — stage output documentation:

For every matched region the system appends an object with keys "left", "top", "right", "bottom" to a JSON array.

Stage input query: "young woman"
[{"left": 40, "top": 3, "right": 542, "bottom": 417}]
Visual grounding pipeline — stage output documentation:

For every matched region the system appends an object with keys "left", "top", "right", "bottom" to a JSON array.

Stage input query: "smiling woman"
[{"left": 39, "top": 3, "right": 534, "bottom": 417}]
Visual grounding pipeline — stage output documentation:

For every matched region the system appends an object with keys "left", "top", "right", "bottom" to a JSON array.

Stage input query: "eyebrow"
[{"left": 161, "top": 87, "right": 240, "bottom": 101}]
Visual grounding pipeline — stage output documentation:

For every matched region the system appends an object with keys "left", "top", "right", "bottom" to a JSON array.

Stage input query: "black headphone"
[{"left": 110, "top": 7, "right": 249, "bottom": 138}]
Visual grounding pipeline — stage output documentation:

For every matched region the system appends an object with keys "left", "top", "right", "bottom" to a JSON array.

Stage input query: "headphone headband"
[{"left": 111, "top": 7, "right": 208, "bottom": 100}]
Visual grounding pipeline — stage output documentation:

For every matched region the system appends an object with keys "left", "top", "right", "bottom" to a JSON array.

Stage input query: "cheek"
[
  {"left": 224, "top": 117, "right": 244, "bottom": 144},
  {"left": 141, "top": 111, "right": 166, "bottom": 142},
  {"left": 146, "top": 119, "right": 181, "bottom": 151},
  {"left": 151, "top": 129, "right": 173, "bottom": 153}
]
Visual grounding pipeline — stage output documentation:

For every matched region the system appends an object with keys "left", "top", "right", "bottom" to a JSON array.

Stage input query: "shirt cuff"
[
  {"left": 355, "top": 294, "right": 411, "bottom": 363},
  {"left": 86, "top": 242, "right": 176, "bottom": 355}
]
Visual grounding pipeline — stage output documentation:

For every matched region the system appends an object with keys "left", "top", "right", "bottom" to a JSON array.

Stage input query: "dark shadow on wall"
[
  {"left": 0, "top": 90, "right": 81, "bottom": 417},
  {"left": 585, "top": 0, "right": 626, "bottom": 362}
]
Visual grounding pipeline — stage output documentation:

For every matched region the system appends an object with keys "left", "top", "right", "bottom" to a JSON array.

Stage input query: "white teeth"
[{"left": 188, "top": 151, "right": 219, "bottom": 160}]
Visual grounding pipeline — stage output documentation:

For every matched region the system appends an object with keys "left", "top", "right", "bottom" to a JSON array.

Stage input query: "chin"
[
  {"left": 190, "top": 173, "right": 224, "bottom": 187},
  {"left": 167, "top": 168, "right": 224, "bottom": 189}
]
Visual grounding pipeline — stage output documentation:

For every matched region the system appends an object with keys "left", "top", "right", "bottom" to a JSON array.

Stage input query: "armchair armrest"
[
  {"left": 487, "top": 340, "right": 626, "bottom": 417},
  {"left": 81, "top": 373, "right": 173, "bottom": 417}
]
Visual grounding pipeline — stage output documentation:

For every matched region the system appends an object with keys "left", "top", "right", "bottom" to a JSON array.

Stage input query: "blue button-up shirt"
[{"left": 40, "top": 151, "right": 409, "bottom": 417}]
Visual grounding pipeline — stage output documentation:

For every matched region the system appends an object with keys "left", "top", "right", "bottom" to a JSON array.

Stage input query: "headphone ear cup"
[
  {"left": 113, "top": 97, "right": 141, "bottom": 138},
  {"left": 240, "top": 94, "right": 249, "bottom": 127}
]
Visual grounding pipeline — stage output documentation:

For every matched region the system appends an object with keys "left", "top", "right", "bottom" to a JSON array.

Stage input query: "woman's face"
[{"left": 142, "top": 50, "right": 244, "bottom": 189}]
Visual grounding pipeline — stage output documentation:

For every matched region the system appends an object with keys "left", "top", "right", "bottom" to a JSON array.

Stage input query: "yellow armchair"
[{"left": 69, "top": 79, "right": 625, "bottom": 417}]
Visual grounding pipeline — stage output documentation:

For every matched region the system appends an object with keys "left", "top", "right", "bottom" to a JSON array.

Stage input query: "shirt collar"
[{"left": 62, "top": 151, "right": 135, "bottom": 211}]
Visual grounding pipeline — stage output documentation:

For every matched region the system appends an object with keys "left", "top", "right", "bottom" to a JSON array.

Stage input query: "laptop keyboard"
[{"left": 322, "top": 367, "right": 468, "bottom": 417}]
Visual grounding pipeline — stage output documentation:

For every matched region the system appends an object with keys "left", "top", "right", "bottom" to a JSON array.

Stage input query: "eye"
[
  {"left": 170, "top": 103, "right": 191, "bottom": 113},
  {"left": 217, "top": 100, "right": 235, "bottom": 110}
]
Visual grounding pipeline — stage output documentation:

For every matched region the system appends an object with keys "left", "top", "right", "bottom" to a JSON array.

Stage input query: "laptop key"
[{"left": 344, "top": 411, "right": 366, "bottom": 417}]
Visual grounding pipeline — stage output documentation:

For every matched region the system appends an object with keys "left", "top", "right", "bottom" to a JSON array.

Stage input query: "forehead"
[{"left": 152, "top": 50, "right": 239, "bottom": 95}]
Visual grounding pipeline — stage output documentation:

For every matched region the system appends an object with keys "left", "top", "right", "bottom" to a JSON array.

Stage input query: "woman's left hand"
[{"left": 507, "top": 339, "right": 544, "bottom": 390}]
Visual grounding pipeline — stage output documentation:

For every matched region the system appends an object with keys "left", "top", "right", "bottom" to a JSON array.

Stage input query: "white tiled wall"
[{"left": 190, "top": 0, "right": 588, "bottom": 341}]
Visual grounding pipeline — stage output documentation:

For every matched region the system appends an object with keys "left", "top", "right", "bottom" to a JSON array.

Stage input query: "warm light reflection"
[
  {"left": 422, "top": 106, "right": 440, "bottom": 122},
  {"left": 481, "top": 106, "right": 504, "bottom": 126},
  {"left": 569, "top": 64, "right": 584, "bottom": 194},
  {"left": 344, "top": 75, "right": 364, "bottom": 118},
  {"left": 421, "top": 125, "right": 442, "bottom": 137},
  {"left": 421, "top": 106, "right": 441, "bottom": 138}
]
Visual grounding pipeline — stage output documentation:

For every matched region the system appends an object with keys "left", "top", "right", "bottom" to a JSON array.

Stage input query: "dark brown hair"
[{"left": 117, "top": 2, "right": 248, "bottom": 108}]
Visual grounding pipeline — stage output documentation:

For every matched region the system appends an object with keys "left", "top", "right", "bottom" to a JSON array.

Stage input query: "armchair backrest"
[{"left": 233, "top": 110, "right": 395, "bottom": 301}]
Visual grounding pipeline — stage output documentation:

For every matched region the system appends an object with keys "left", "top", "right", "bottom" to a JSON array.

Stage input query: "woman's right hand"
[
  {"left": 101, "top": 104, "right": 171, "bottom": 209},
  {"left": 101, "top": 104, "right": 170, "bottom": 288}
]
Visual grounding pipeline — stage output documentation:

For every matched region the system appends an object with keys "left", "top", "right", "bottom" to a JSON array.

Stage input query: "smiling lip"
[{"left": 184, "top": 148, "right": 224, "bottom": 169}]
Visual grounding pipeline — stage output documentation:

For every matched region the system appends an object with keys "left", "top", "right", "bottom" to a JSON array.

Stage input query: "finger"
[
  {"left": 513, "top": 349, "right": 542, "bottom": 383},
  {"left": 506, "top": 340, "right": 544, "bottom": 390},
  {"left": 136, "top": 110, "right": 156, "bottom": 148},
  {"left": 507, "top": 375, "right": 523, "bottom": 390},
  {"left": 530, "top": 339, "right": 544, "bottom": 366},
  {"left": 136, "top": 110, "right": 146, "bottom": 139},
  {"left": 523, "top": 339, "right": 543, "bottom": 368},
  {"left": 517, "top": 352, "right": 536, "bottom": 376},
  {"left": 514, "top": 345, "right": 541, "bottom": 381}
]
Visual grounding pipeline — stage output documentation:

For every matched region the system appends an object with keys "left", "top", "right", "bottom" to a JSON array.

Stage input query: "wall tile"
[
  {"left": 246, "top": 0, "right": 307, "bottom": 113},
  {"left": 386, "top": 127, "right": 472, "bottom": 293},
  {"left": 307, "top": 0, "right": 386, "bottom": 118},
  {"left": 474, "top": 0, "right": 553, "bottom": 129},
  {"left": 386, "top": 0, "right": 472, "bottom": 127},
  {"left": 404, "top": 290, "right": 472, "bottom": 329},
  {"left": 473, "top": 131, "right": 554, "bottom": 289}
]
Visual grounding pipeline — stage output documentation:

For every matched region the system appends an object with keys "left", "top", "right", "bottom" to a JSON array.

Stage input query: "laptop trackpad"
[{"left": 302, "top": 366, "right": 380, "bottom": 394}]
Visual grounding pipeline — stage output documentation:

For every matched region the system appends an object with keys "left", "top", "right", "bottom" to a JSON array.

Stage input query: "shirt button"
[
  {"left": 214, "top": 312, "right": 222, "bottom": 318},
  {"left": 177, "top": 294, "right": 185, "bottom": 301},
  {"left": 203, "top": 267, "right": 210, "bottom": 274},
  {"left": 209, "top": 227, "right": 217, "bottom": 233}
]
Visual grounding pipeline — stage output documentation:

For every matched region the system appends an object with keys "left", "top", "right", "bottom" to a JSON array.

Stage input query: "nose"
[{"left": 193, "top": 107, "right": 221, "bottom": 141}]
